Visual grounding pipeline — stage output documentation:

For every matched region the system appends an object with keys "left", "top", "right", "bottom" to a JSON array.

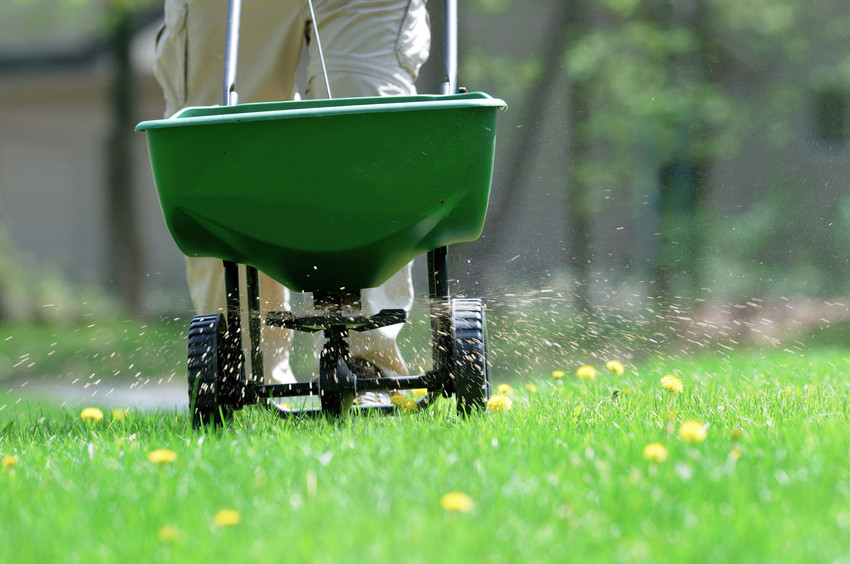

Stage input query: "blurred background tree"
[{"left": 462, "top": 0, "right": 850, "bottom": 310}]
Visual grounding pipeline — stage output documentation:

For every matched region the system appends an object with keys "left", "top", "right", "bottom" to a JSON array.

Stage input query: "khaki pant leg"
[
  {"left": 305, "top": 0, "right": 430, "bottom": 98},
  {"left": 154, "top": 0, "right": 309, "bottom": 383},
  {"left": 155, "top": 0, "right": 307, "bottom": 114}
]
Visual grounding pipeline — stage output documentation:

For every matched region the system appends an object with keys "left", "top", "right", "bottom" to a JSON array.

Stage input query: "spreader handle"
[
  {"left": 442, "top": 0, "right": 458, "bottom": 95},
  {"left": 222, "top": 0, "right": 241, "bottom": 106}
]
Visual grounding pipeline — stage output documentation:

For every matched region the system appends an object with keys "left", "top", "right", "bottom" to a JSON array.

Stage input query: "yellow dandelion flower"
[
  {"left": 147, "top": 449, "right": 178, "bottom": 464},
  {"left": 440, "top": 492, "right": 474, "bottom": 513},
  {"left": 80, "top": 407, "right": 104, "bottom": 423},
  {"left": 729, "top": 448, "right": 742, "bottom": 461},
  {"left": 411, "top": 388, "right": 428, "bottom": 399},
  {"left": 213, "top": 509, "right": 241, "bottom": 526},
  {"left": 496, "top": 383, "right": 514, "bottom": 396},
  {"left": 158, "top": 525, "right": 179, "bottom": 542},
  {"left": 678, "top": 420, "right": 707, "bottom": 443},
  {"left": 660, "top": 375, "right": 684, "bottom": 394},
  {"left": 487, "top": 394, "right": 512, "bottom": 414},
  {"left": 2, "top": 455, "right": 17, "bottom": 468},
  {"left": 524, "top": 383, "right": 538, "bottom": 393},
  {"left": 576, "top": 365, "right": 597, "bottom": 380},
  {"left": 642, "top": 443, "right": 668, "bottom": 462},
  {"left": 552, "top": 370, "right": 565, "bottom": 379},
  {"left": 605, "top": 360, "right": 625, "bottom": 376},
  {"left": 390, "top": 392, "right": 417, "bottom": 413},
  {"left": 110, "top": 408, "right": 128, "bottom": 421}
]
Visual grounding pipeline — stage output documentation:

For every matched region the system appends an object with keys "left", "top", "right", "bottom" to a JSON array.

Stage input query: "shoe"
[{"left": 349, "top": 357, "right": 392, "bottom": 406}]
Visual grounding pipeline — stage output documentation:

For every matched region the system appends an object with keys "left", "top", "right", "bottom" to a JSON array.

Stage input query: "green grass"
[
  {"left": 2, "top": 348, "right": 849, "bottom": 563},
  {"left": 0, "top": 317, "right": 187, "bottom": 383}
]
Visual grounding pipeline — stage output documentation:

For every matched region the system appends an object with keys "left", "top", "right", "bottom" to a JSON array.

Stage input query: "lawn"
[
  {"left": 0, "top": 316, "right": 187, "bottom": 384},
  {"left": 1, "top": 344, "right": 849, "bottom": 563}
]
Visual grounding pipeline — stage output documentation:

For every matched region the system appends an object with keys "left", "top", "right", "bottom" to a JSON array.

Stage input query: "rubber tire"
[
  {"left": 187, "top": 314, "right": 240, "bottom": 428},
  {"left": 451, "top": 298, "right": 491, "bottom": 415}
]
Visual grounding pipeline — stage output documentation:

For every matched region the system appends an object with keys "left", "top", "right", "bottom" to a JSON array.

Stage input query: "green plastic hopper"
[{"left": 136, "top": 92, "right": 506, "bottom": 292}]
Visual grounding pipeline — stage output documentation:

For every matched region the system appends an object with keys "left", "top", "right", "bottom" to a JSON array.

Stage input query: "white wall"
[{"left": 0, "top": 64, "right": 190, "bottom": 311}]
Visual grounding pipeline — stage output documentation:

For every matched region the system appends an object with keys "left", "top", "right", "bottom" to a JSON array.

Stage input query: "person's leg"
[
  {"left": 304, "top": 0, "right": 430, "bottom": 99},
  {"left": 153, "top": 0, "right": 308, "bottom": 383},
  {"left": 155, "top": 0, "right": 307, "bottom": 115},
  {"left": 305, "top": 0, "right": 431, "bottom": 377}
]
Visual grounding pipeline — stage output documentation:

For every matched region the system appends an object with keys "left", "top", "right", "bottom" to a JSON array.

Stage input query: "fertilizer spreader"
[{"left": 137, "top": 0, "right": 506, "bottom": 426}]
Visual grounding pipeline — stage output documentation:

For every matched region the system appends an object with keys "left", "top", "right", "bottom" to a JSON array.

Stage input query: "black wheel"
[
  {"left": 187, "top": 314, "right": 242, "bottom": 428},
  {"left": 451, "top": 298, "right": 491, "bottom": 415}
]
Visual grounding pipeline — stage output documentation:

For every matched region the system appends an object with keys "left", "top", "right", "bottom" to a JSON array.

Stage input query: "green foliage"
[
  {"left": 566, "top": 6, "right": 744, "bottom": 167},
  {"left": 0, "top": 0, "right": 158, "bottom": 43},
  {"left": 0, "top": 224, "right": 80, "bottom": 322},
  {"left": 702, "top": 174, "right": 850, "bottom": 299},
  {"left": 597, "top": 0, "right": 640, "bottom": 18},
  {"left": 466, "top": 0, "right": 850, "bottom": 300},
  {"left": 0, "top": 220, "right": 125, "bottom": 322},
  {"left": 468, "top": 0, "right": 513, "bottom": 14},
  {"left": 462, "top": 49, "right": 543, "bottom": 107},
  {"left": 0, "top": 316, "right": 186, "bottom": 384}
]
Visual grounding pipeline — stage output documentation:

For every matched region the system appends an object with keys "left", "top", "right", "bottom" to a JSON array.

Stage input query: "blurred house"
[{"left": 0, "top": 2, "right": 188, "bottom": 312}]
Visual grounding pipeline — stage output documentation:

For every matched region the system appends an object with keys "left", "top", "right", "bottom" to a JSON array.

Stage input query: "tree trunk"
[{"left": 106, "top": 7, "right": 142, "bottom": 313}]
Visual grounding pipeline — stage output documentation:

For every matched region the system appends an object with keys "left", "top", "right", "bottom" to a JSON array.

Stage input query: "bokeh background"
[{"left": 3, "top": 0, "right": 850, "bottom": 371}]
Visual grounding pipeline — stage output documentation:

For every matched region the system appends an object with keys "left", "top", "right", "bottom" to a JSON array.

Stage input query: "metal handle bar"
[
  {"left": 222, "top": 0, "right": 240, "bottom": 106},
  {"left": 442, "top": 0, "right": 458, "bottom": 95}
]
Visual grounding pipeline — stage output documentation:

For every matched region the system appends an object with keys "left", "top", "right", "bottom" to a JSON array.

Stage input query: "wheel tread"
[
  {"left": 451, "top": 298, "right": 490, "bottom": 415},
  {"left": 187, "top": 314, "right": 236, "bottom": 428}
]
